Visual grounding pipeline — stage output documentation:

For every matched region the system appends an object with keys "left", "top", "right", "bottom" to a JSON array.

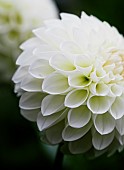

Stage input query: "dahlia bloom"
[
  {"left": 0, "top": 0, "right": 58, "bottom": 81},
  {"left": 12, "top": 12, "right": 124, "bottom": 157}
]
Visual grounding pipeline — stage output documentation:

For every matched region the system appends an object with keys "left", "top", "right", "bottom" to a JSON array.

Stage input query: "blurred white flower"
[
  {"left": 12, "top": 11, "right": 124, "bottom": 157},
  {"left": 0, "top": 0, "right": 58, "bottom": 81}
]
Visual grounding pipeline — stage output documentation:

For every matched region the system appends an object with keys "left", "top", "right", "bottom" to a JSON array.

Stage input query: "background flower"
[
  {"left": 12, "top": 11, "right": 124, "bottom": 158},
  {"left": 0, "top": 0, "right": 58, "bottom": 81}
]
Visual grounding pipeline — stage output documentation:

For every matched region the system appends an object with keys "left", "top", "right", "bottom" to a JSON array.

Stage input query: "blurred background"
[{"left": 1, "top": 0, "right": 124, "bottom": 169}]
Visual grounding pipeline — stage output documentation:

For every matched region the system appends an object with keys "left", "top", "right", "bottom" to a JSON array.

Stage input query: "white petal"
[
  {"left": 49, "top": 54, "right": 75, "bottom": 73},
  {"left": 69, "top": 132, "right": 92, "bottom": 154},
  {"left": 102, "top": 72, "right": 114, "bottom": 84},
  {"left": 94, "top": 112, "right": 115, "bottom": 135},
  {"left": 76, "top": 65, "right": 93, "bottom": 76},
  {"left": 62, "top": 121, "right": 92, "bottom": 141},
  {"left": 74, "top": 54, "right": 94, "bottom": 68},
  {"left": 21, "top": 74, "right": 42, "bottom": 92},
  {"left": 42, "top": 72, "right": 70, "bottom": 94},
  {"left": 12, "top": 66, "right": 28, "bottom": 83},
  {"left": 110, "top": 84, "right": 123, "bottom": 96},
  {"left": 65, "top": 89, "right": 88, "bottom": 108},
  {"left": 29, "top": 59, "right": 54, "bottom": 79},
  {"left": 41, "top": 95, "right": 65, "bottom": 116},
  {"left": 16, "top": 49, "right": 35, "bottom": 66},
  {"left": 87, "top": 96, "right": 114, "bottom": 114},
  {"left": 20, "top": 108, "right": 40, "bottom": 122},
  {"left": 68, "top": 105, "right": 91, "bottom": 128},
  {"left": 46, "top": 27, "right": 68, "bottom": 40},
  {"left": 103, "top": 63, "right": 115, "bottom": 73},
  {"left": 90, "top": 82, "right": 109, "bottom": 96},
  {"left": 92, "top": 131, "right": 114, "bottom": 150},
  {"left": 68, "top": 72, "right": 91, "bottom": 88},
  {"left": 33, "top": 27, "right": 50, "bottom": 43},
  {"left": 37, "top": 109, "right": 68, "bottom": 131},
  {"left": 19, "top": 92, "right": 46, "bottom": 110},
  {"left": 117, "top": 135, "right": 124, "bottom": 145},
  {"left": 46, "top": 120, "right": 64, "bottom": 144},
  {"left": 110, "top": 94, "right": 124, "bottom": 119},
  {"left": 73, "top": 27, "right": 89, "bottom": 50},
  {"left": 20, "top": 37, "right": 43, "bottom": 50},
  {"left": 116, "top": 116, "right": 124, "bottom": 135},
  {"left": 60, "top": 41, "right": 82, "bottom": 55},
  {"left": 33, "top": 45, "right": 59, "bottom": 60},
  {"left": 46, "top": 28, "right": 67, "bottom": 46},
  {"left": 107, "top": 139, "right": 119, "bottom": 157},
  {"left": 90, "top": 68, "right": 106, "bottom": 82},
  {"left": 44, "top": 27, "right": 69, "bottom": 47},
  {"left": 60, "top": 13, "right": 80, "bottom": 21}
]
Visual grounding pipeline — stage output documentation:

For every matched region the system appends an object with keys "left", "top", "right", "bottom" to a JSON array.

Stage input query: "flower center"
[{"left": 104, "top": 49, "right": 124, "bottom": 79}]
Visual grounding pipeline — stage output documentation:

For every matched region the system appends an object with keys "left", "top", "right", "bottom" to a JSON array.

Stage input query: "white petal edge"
[
  {"left": 62, "top": 121, "right": 92, "bottom": 141},
  {"left": 116, "top": 115, "right": 124, "bottom": 135},
  {"left": 46, "top": 120, "right": 64, "bottom": 144},
  {"left": 42, "top": 72, "right": 70, "bottom": 95},
  {"left": 37, "top": 109, "right": 68, "bottom": 131},
  {"left": 110, "top": 94, "right": 124, "bottom": 119},
  {"left": 21, "top": 73, "right": 42, "bottom": 92},
  {"left": 87, "top": 95, "right": 114, "bottom": 114},
  {"left": 68, "top": 105, "right": 91, "bottom": 128},
  {"left": 69, "top": 132, "right": 92, "bottom": 154},
  {"left": 94, "top": 112, "right": 115, "bottom": 135},
  {"left": 29, "top": 59, "right": 54, "bottom": 79},
  {"left": 92, "top": 131, "right": 114, "bottom": 150},
  {"left": 41, "top": 94, "right": 65, "bottom": 116},
  {"left": 20, "top": 108, "right": 40, "bottom": 122},
  {"left": 68, "top": 72, "right": 91, "bottom": 88},
  {"left": 19, "top": 92, "right": 46, "bottom": 110},
  {"left": 12, "top": 66, "right": 28, "bottom": 83},
  {"left": 65, "top": 89, "right": 88, "bottom": 108},
  {"left": 49, "top": 54, "right": 76, "bottom": 73}
]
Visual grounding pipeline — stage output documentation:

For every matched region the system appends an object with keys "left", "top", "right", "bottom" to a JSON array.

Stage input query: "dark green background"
[{"left": 1, "top": 0, "right": 124, "bottom": 169}]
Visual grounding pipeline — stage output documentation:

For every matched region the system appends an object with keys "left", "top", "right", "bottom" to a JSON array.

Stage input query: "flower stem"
[{"left": 53, "top": 143, "right": 64, "bottom": 170}]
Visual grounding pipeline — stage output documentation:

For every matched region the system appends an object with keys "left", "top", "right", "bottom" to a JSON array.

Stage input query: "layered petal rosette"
[{"left": 12, "top": 12, "right": 124, "bottom": 157}]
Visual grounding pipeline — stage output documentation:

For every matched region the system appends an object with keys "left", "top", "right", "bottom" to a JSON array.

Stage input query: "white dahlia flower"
[
  {"left": 12, "top": 12, "right": 124, "bottom": 157},
  {"left": 0, "top": 0, "right": 58, "bottom": 81}
]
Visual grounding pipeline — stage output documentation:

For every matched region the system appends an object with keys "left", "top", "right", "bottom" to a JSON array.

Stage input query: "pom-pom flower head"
[{"left": 12, "top": 12, "right": 124, "bottom": 157}]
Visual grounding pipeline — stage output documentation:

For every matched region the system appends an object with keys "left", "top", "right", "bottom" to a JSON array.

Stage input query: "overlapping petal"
[
  {"left": 87, "top": 96, "right": 114, "bottom": 114},
  {"left": 49, "top": 54, "right": 76, "bottom": 73},
  {"left": 41, "top": 94, "right": 65, "bottom": 116},
  {"left": 62, "top": 121, "right": 92, "bottom": 141},
  {"left": 68, "top": 105, "right": 91, "bottom": 128},
  {"left": 69, "top": 132, "right": 92, "bottom": 154},
  {"left": 42, "top": 72, "right": 71, "bottom": 94},
  {"left": 20, "top": 108, "right": 40, "bottom": 122},
  {"left": 37, "top": 109, "right": 68, "bottom": 131},
  {"left": 19, "top": 92, "right": 46, "bottom": 110},
  {"left": 68, "top": 72, "right": 92, "bottom": 88},
  {"left": 94, "top": 112, "right": 115, "bottom": 135},
  {"left": 29, "top": 59, "right": 54, "bottom": 79},
  {"left": 21, "top": 73, "right": 42, "bottom": 92},
  {"left": 110, "top": 94, "right": 124, "bottom": 119},
  {"left": 65, "top": 89, "right": 88, "bottom": 108},
  {"left": 116, "top": 116, "right": 124, "bottom": 135},
  {"left": 92, "top": 131, "right": 115, "bottom": 150},
  {"left": 46, "top": 120, "right": 64, "bottom": 144}
]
